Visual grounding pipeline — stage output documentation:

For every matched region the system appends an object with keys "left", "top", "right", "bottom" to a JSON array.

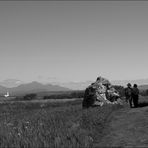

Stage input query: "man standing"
[
  {"left": 125, "top": 83, "right": 133, "bottom": 108},
  {"left": 132, "top": 84, "right": 139, "bottom": 108}
]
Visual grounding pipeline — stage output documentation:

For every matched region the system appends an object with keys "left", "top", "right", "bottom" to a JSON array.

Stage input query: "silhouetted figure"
[
  {"left": 125, "top": 83, "right": 133, "bottom": 108},
  {"left": 132, "top": 84, "right": 139, "bottom": 108}
]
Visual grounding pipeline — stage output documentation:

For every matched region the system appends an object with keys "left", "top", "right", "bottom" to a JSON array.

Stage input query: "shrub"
[
  {"left": 43, "top": 91, "right": 85, "bottom": 99},
  {"left": 23, "top": 93, "right": 37, "bottom": 100}
]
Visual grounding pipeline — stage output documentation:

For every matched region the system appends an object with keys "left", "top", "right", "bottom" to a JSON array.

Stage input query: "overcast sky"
[{"left": 0, "top": 1, "right": 148, "bottom": 83}]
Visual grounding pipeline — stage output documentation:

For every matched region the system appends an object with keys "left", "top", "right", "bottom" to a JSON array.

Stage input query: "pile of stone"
[{"left": 82, "top": 76, "right": 122, "bottom": 108}]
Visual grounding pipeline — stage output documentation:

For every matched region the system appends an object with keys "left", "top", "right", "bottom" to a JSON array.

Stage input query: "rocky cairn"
[{"left": 82, "top": 76, "right": 122, "bottom": 108}]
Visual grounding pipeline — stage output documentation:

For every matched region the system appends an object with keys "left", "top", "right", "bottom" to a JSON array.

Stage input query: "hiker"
[
  {"left": 125, "top": 83, "right": 133, "bottom": 108},
  {"left": 132, "top": 84, "right": 139, "bottom": 108}
]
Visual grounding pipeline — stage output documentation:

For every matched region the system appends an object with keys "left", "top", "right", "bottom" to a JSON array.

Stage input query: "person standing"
[
  {"left": 132, "top": 84, "right": 139, "bottom": 108},
  {"left": 125, "top": 83, "right": 133, "bottom": 108}
]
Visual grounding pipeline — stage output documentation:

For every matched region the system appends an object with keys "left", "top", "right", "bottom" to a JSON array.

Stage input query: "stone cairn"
[{"left": 82, "top": 76, "right": 122, "bottom": 108}]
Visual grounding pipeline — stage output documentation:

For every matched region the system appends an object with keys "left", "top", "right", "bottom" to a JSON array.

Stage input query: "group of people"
[
  {"left": 125, "top": 83, "right": 139, "bottom": 108},
  {"left": 82, "top": 76, "right": 140, "bottom": 109}
]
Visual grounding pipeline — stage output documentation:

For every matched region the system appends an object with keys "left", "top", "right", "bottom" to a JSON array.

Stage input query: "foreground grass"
[{"left": 0, "top": 100, "right": 123, "bottom": 148}]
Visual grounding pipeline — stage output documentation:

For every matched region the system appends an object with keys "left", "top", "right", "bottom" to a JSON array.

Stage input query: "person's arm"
[{"left": 137, "top": 88, "right": 140, "bottom": 95}]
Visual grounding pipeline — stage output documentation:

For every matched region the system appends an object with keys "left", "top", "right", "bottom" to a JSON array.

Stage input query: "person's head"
[
  {"left": 133, "top": 84, "right": 137, "bottom": 88},
  {"left": 127, "top": 83, "right": 131, "bottom": 88}
]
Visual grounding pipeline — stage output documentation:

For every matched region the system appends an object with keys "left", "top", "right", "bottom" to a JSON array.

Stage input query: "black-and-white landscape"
[{"left": 0, "top": 1, "right": 148, "bottom": 147}]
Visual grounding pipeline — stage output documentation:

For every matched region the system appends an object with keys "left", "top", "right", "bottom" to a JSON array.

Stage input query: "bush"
[
  {"left": 23, "top": 93, "right": 37, "bottom": 100},
  {"left": 43, "top": 91, "right": 85, "bottom": 99}
]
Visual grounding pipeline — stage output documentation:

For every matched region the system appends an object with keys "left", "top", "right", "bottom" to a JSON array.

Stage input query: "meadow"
[{"left": 0, "top": 99, "right": 124, "bottom": 148}]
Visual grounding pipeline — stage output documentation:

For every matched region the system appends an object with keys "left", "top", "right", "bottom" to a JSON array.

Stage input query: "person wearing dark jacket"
[
  {"left": 125, "top": 83, "right": 133, "bottom": 108},
  {"left": 132, "top": 84, "right": 139, "bottom": 108}
]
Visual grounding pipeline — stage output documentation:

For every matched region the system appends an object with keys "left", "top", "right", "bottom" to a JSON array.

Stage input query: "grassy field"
[{"left": 0, "top": 99, "right": 124, "bottom": 148}]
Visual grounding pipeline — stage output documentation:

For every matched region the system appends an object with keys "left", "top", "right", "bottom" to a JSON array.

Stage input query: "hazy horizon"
[{"left": 1, "top": 1, "right": 148, "bottom": 83}]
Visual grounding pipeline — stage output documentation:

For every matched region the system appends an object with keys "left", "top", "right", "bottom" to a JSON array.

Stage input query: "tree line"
[{"left": 43, "top": 90, "right": 85, "bottom": 99}]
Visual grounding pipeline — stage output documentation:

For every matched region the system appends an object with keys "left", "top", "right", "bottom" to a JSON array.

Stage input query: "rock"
[{"left": 82, "top": 76, "right": 121, "bottom": 108}]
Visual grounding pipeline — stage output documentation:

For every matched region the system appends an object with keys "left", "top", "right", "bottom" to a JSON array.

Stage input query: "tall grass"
[{"left": 0, "top": 100, "right": 123, "bottom": 148}]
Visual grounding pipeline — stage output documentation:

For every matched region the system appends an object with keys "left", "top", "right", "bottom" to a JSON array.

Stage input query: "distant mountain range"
[
  {"left": 0, "top": 81, "right": 70, "bottom": 96},
  {"left": 0, "top": 79, "right": 24, "bottom": 88},
  {"left": 50, "top": 81, "right": 93, "bottom": 90},
  {"left": 50, "top": 79, "right": 148, "bottom": 90},
  {"left": 111, "top": 79, "right": 148, "bottom": 87},
  {"left": 0, "top": 78, "right": 148, "bottom": 96}
]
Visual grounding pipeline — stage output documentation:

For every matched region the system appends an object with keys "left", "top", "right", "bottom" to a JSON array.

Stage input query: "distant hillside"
[
  {"left": 52, "top": 79, "right": 148, "bottom": 90},
  {"left": 111, "top": 79, "right": 148, "bottom": 87},
  {"left": 1, "top": 78, "right": 148, "bottom": 96},
  {"left": 0, "top": 81, "right": 70, "bottom": 96},
  {"left": 50, "top": 81, "right": 93, "bottom": 90},
  {"left": 138, "top": 85, "right": 148, "bottom": 91}
]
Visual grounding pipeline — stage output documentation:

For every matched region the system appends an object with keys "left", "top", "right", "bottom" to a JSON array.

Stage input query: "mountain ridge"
[
  {"left": 0, "top": 81, "right": 70, "bottom": 96},
  {"left": 49, "top": 79, "right": 148, "bottom": 90},
  {"left": 0, "top": 78, "right": 148, "bottom": 96}
]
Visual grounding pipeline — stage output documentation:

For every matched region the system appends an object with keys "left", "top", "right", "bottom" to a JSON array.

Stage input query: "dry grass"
[{"left": 0, "top": 100, "right": 123, "bottom": 148}]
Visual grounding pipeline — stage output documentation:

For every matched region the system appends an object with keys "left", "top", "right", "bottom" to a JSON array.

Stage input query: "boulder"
[{"left": 82, "top": 76, "right": 121, "bottom": 108}]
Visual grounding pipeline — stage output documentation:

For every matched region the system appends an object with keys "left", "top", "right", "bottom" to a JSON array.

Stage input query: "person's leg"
[
  {"left": 135, "top": 95, "right": 138, "bottom": 107},
  {"left": 129, "top": 97, "right": 133, "bottom": 108},
  {"left": 132, "top": 95, "right": 136, "bottom": 107},
  {"left": 137, "top": 96, "right": 139, "bottom": 107}
]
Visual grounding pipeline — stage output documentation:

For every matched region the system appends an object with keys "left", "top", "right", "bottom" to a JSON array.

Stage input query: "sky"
[{"left": 0, "top": 1, "right": 148, "bottom": 83}]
